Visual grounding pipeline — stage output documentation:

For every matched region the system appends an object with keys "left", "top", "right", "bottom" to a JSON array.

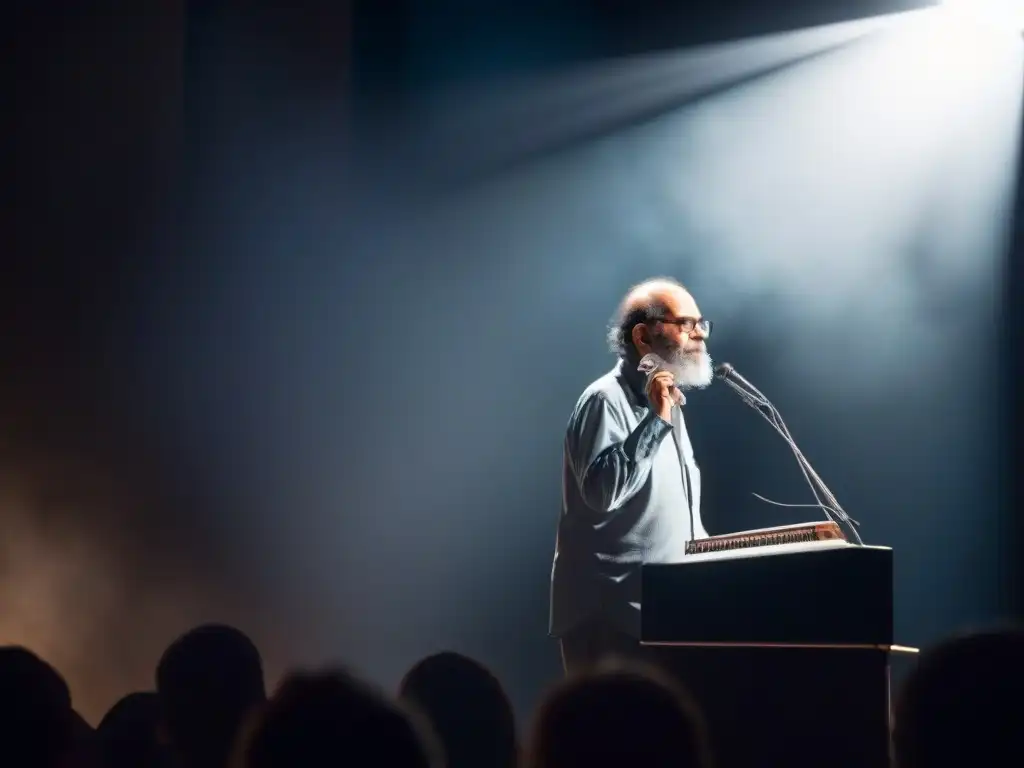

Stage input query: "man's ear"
[{"left": 631, "top": 323, "right": 651, "bottom": 351}]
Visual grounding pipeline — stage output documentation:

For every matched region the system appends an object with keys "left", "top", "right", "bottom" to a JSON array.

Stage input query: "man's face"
[{"left": 646, "top": 289, "right": 713, "bottom": 389}]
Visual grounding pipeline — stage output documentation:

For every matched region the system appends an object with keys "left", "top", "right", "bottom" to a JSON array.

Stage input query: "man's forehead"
[{"left": 660, "top": 287, "right": 700, "bottom": 317}]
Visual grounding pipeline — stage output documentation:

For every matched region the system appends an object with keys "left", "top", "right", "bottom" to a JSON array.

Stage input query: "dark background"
[{"left": 3, "top": 0, "right": 1020, "bottom": 722}]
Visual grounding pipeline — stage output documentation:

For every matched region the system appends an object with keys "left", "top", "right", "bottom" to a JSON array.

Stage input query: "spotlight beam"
[
  {"left": 444, "top": 39, "right": 866, "bottom": 190},
  {"left": 392, "top": 10, "right": 933, "bottom": 193}
]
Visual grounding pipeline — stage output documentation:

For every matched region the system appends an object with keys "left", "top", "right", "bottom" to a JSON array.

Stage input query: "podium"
[{"left": 641, "top": 544, "right": 916, "bottom": 768}]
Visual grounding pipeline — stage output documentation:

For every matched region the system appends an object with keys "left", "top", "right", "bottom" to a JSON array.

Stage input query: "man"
[{"left": 550, "top": 277, "right": 714, "bottom": 673}]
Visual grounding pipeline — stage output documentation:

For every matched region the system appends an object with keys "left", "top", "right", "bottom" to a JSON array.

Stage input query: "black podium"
[{"left": 641, "top": 545, "right": 915, "bottom": 768}]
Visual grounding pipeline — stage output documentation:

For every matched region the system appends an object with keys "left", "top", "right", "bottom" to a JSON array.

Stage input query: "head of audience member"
[
  {"left": 399, "top": 651, "right": 518, "bottom": 768},
  {"left": 233, "top": 667, "right": 441, "bottom": 768},
  {"left": 527, "top": 659, "right": 713, "bottom": 768},
  {"left": 96, "top": 691, "right": 162, "bottom": 768},
  {"left": 892, "top": 627, "right": 1024, "bottom": 768},
  {"left": 0, "top": 645, "right": 75, "bottom": 768},
  {"left": 156, "top": 624, "right": 266, "bottom": 768}
]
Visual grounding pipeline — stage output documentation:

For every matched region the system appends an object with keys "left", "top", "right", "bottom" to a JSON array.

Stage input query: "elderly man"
[{"left": 550, "top": 277, "right": 714, "bottom": 673}]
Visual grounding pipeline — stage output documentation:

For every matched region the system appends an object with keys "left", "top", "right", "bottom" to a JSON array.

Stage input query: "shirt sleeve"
[{"left": 566, "top": 393, "right": 674, "bottom": 513}]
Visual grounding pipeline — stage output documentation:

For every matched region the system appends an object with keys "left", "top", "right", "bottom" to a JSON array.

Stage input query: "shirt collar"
[{"left": 616, "top": 356, "right": 649, "bottom": 407}]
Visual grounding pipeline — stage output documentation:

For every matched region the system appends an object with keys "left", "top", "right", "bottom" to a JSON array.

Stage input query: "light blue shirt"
[{"left": 550, "top": 358, "right": 707, "bottom": 638}]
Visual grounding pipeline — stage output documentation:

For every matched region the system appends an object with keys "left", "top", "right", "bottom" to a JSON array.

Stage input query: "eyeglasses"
[{"left": 654, "top": 315, "right": 713, "bottom": 337}]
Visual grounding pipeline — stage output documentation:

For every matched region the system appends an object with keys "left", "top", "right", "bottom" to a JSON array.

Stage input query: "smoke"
[
  {"left": 0, "top": 464, "right": 288, "bottom": 724},
  {"left": 1, "top": 473, "right": 175, "bottom": 722},
  {"left": 414, "top": 11, "right": 1021, "bottom": 395}
]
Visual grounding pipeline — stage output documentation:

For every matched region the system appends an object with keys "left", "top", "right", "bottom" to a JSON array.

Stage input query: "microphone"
[
  {"left": 637, "top": 353, "right": 685, "bottom": 405},
  {"left": 714, "top": 361, "right": 864, "bottom": 546},
  {"left": 714, "top": 362, "right": 768, "bottom": 409},
  {"left": 715, "top": 362, "right": 756, "bottom": 393}
]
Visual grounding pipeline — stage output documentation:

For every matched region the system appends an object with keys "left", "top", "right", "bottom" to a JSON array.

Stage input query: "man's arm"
[{"left": 567, "top": 393, "right": 674, "bottom": 513}]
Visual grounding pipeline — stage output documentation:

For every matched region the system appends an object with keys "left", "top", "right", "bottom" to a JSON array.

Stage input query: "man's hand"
[{"left": 646, "top": 370, "right": 678, "bottom": 424}]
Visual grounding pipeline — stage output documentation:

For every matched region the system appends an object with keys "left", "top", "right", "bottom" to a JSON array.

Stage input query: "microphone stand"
[{"left": 717, "top": 366, "right": 865, "bottom": 546}]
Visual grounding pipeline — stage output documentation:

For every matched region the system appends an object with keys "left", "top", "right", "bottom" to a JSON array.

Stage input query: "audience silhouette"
[
  {"left": 71, "top": 709, "right": 101, "bottom": 768},
  {"left": 96, "top": 691, "right": 162, "bottom": 768},
  {"left": 5, "top": 622, "right": 1024, "bottom": 768},
  {"left": 528, "top": 658, "right": 713, "bottom": 768},
  {"left": 399, "top": 651, "right": 518, "bottom": 768},
  {"left": 0, "top": 645, "right": 76, "bottom": 768},
  {"left": 892, "top": 627, "right": 1024, "bottom": 768},
  {"left": 233, "top": 667, "right": 440, "bottom": 768},
  {"left": 156, "top": 624, "right": 266, "bottom": 768}
]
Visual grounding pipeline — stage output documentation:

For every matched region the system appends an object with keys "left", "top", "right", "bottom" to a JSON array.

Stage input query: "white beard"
[{"left": 657, "top": 346, "right": 714, "bottom": 389}]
